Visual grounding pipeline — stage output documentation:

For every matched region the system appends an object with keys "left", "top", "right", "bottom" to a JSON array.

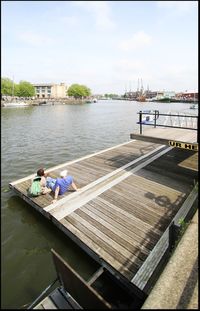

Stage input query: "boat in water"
[
  {"left": 136, "top": 110, "right": 158, "bottom": 124},
  {"left": 2, "top": 101, "right": 29, "bottom": 107},
  {"left": 189, "top": 103, "right": 198, "bottom": 109},
  {"left": 136, "top": 95, "right": 146, "bottom": 102},
  {"left": 85, "top": 98, "right": 98, "bottom": 103}
]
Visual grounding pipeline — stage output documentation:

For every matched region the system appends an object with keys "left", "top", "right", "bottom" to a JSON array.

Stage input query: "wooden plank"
[
  {"left": 130, "top": 133, "right": 171, "bottom": 145},
  {"left": 11, "top": 144, "right": 167, "bottom": 217},
  {"left": 109, "top": 184, "right": 183, "bottom": 228},
  {"left": 131, "top": 185, "right": 198, "bottom": 295},
  {"left": 68, "top": 211, "right": 143, "bottom": 270},
  {"left": 178, "top": 152, "right": 198, "bottom": 171},
  {"left": 40, "top": 297, "right": 57, "bottom": 309},
  {"left": 101, "top": 191, "right": 162, "bottom": 239},
  {"left": 90, "top": 197, "right": 156, "bottom": 250},
  {"left": 85, "top": 201, "right": 151, "bottom": 255},
  {"left": 119, "top": 178, "right": 186, "bottom": 214},
  {"left": 48, "top": 145, "right": 168, "bottom": 219},
  {"left": 141, "top": 162, "right": 197, "bottom": 186},
  {"left": 9, "top": 140, "right": 161, "bottom": 191},
  {"left": 101, "top": 184, "right": 165, "bottom": 218},
  {"left": 78, "top": 205, "right": 148, "bottom": 261},
  {"left": 82, "top": 203, "right": 150, "bottom": 261},
  {"left": 124, "top": 173, "right": 184, "bottom": 198},
  {"left": 173, "top": 185, "right": 198, "bottom": 225},
  {"left": 130, "top": 128, "right": 197, "bottom": 145},
  {"left": 9, "top": 136, "right": 198, "bottom": 299},
  {"left": 69, "top": 162, "right": 109, "bottom": 178},
  {"left": 98, "top": 194, "right": 161, "bottom": 243},
  {"left": 9, "top": 140, "right": 135, "bottom": 186},
  {"left": 51, "top": 249, "right": 112, "bottom": 309},
  {"left": 131, "top": 226, "right": 169, "bottom": 294},
  {"left": 60, "top": 217, "right": 136, "bottom": 278},
  {"left": 142, "top": 149, "right": 198, "bottom": 178},
  {"left": 112, "top": 181, "right": 174, "bottom": 217},
  {"left": 34, "top": 305, "right": 44, "bottom": 309}
]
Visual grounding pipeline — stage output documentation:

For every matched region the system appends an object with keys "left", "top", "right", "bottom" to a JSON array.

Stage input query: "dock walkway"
[{"left": 9, "top": 130, "right": 198, "bottom": 301}]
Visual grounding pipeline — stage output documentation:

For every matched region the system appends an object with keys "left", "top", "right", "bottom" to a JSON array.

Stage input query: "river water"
[{"left": 1, "top": 100, "right": 197, "bottom": 308}]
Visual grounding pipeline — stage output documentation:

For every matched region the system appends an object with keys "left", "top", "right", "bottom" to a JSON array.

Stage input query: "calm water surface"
[{"left": 1, "top": 100, "right": 197, "bottom": 308}]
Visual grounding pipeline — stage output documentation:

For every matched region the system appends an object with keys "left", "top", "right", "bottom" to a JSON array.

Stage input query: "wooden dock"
[{"left": 9, "top": 128, "right": 198, "bottom": 304}]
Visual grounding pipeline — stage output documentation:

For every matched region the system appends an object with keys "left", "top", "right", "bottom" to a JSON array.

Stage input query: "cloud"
[
  {"left": 19, "top": 32, "right": 53, "bottom": 46},
  {"left": 73, "top": 1, "right": 115, "bottom": 30},
  {"left": 112, "top": 59, "right": 153, "bottom": 89},
  {"left": 156, "top": 1, "right": 197, "bottom": 12},
  {"left": 119, "top": 31, "right": 152, "bottom": 51},
  {"left": 114, "top": 59, "right": 144, "bottom": 72},
  {"left": 60, "top": 16, "right": 79, "bottom": 27}
]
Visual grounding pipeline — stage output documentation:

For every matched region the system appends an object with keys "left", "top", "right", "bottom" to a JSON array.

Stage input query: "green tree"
[
  {"left": 104, "top": 93, "right": 118, "bottom": 98},
  {"left": 1, "top": 77, "right": 15, "bottom": 96},
  {"left": 67, "top": 84, "right": 91, "bottom": 98},
  {"left": 16, "top": 81, "right": 35, "bottom": 97}
]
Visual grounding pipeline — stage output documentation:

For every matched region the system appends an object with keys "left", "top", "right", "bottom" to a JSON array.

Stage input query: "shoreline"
[{"left": 1, "top": 98, "right": 88, "bottom": 107}]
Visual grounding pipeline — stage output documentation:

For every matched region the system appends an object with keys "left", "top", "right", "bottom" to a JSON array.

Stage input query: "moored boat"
[
  {"left": 85, "top": 97, "right": 98, "bottom": 103},
  {"left": 190, "top": 103, "right": 198, "bottom": 109},
  {"left": 2, "top": 101, "right": 29, "bottom": 107},
  {"left": 153, "top": 96, "right": 171, "bottom": 103},
  {"left": 136, "top": 95, "right": 146, "bottom": 102},
  {"left": 136, "top": 110, "right": 158, "bottom": 124}
]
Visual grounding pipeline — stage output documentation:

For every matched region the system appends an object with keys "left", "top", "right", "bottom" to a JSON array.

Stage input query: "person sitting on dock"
[
  {"left": 51, "top": 170, "right": 79, "bottom": 203},
  {"left": 27, "top": 168, "right": 51, "bottom": 197},
  {"left": 34, "top": 168, "right": 52, "bottom": 195}
]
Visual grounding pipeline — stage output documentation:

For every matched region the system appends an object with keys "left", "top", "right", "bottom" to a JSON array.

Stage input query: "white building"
[{"left": 33, "top": 83, "right": 68, "bottom": 99}]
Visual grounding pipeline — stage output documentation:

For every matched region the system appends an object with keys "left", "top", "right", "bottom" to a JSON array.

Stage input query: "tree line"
[{"left": 1, "top": 78, "right": 91, "bottom": 98}]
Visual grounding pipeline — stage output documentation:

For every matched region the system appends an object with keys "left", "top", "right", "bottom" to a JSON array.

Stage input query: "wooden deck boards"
[
  {"left": 130, "top": 127, "right": 198, "bottom": 148},
  {"left": 9, "top": 135, "right": 198, "bottom": 296},
  {"left": 58, "top": 169, "right": 189, "bottom": 282},
  {"left": 11, "top": 140, "right": 161, "bottom": 208}
]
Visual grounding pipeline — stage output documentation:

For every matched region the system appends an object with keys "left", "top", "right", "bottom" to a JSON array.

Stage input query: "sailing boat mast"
[
  {"left": 137, "top": 78, "right": 139, "bottom": 93},
  {"left": 140, "top": 78, "right": 143, "bottom": 95}
]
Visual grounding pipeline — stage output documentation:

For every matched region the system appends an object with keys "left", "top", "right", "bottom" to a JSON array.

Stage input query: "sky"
[{"left": 1, "top": 1, "right": 198, "bottom": 95}]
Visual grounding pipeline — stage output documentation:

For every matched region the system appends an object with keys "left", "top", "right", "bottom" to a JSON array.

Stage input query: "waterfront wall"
[{"left": 1, "top": 98, "right": 87, "bottom": 106}]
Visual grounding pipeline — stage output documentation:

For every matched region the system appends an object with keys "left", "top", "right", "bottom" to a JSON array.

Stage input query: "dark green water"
[{"left": 1, "top": 100, "right": 196, "bottom": 308}]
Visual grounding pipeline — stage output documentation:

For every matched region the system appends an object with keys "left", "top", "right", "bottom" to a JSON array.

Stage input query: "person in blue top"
[{"left": 46, "top": 170, "right": 79, "bottom": 204}]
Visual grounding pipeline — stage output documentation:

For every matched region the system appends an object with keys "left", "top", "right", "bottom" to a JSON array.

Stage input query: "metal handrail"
[{"left": 138, "top": 110, "right": 198, "bottom": 134}]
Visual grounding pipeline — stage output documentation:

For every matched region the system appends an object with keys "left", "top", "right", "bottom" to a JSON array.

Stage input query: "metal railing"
[{"left": 138, "top": 110, "right": 198, "bottom": 135}]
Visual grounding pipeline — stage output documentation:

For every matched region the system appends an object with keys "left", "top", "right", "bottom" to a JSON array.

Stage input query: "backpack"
[{"left": 28, "top": 176, "right": 41, "bottom": 197}]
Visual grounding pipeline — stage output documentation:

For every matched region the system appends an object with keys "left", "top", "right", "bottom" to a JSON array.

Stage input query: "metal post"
[
  {"left": 154, "top": 110, "right": 158, "bottom": 128},
  {"left": 169, "top": 221, "right": 176, "bottom": 251},
  {"left": 139, "top": 111, "right": 142, "bottom": 134}
]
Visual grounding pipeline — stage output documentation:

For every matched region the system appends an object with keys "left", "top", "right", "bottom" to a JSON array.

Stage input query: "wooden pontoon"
[{"left": 10, "top": 129, "right": 198, "bottom": 306}]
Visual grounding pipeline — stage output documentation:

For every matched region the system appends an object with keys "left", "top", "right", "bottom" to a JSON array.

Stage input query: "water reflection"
[{"left": 7, "top": 195, "right": 38, "bottom": 226}]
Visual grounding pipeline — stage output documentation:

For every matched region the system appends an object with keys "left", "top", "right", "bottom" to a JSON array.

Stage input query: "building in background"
[
  {"left": 33, "top": 83, "right": 68, "bottom": 98},
  {"left": 176, "top": 91, "right": 198, "bottom": 102}
]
